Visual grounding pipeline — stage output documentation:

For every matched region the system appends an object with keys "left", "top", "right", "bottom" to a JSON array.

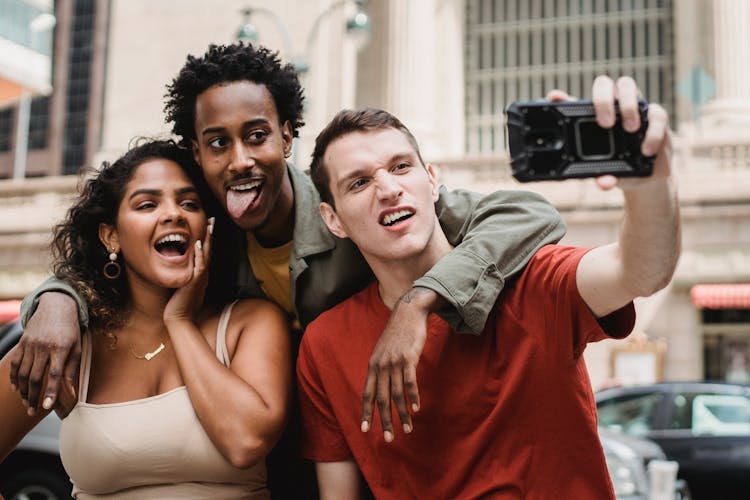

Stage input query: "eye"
[
  {"left": 246, "top": 130, "right": 268, "bottom": 144},
  {"left": 135, "top": 200, "right": 156, "bottom": 210},
  {"left": 208, "top": 136, "right": 228, "bottom": 149},
  {"left": 350, "top": 178, "right": 369, "bottom": 190},
  {"left": 180, "top": 199, "right": 202, "bottom": 211},
  {"left": 392, "top": 162, "right": 411, "bottom": 172}
]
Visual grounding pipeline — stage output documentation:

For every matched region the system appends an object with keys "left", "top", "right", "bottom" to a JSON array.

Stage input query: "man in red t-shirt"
[{"left": 298, "top": 77, "right": 680, "bottom": 499}]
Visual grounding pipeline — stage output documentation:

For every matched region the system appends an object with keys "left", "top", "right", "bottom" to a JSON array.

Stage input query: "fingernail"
[
  {"left": 196, "top": 240, "right": 202, "bottom": 250},
  {"left": 10, "top": 384, "right": 16, "bottom": 391},
  {"left": 361, "top": 420, "right": 370, "bottom": 433},
  {"left": 384, "top": 431, "right": 394, "bottom": 443},
  {"left": 412, "top": 403, "right": 420, "bottom": 412},
  {"left": 624, "top": 118, "right": 637, "bottom": 131},
  {"left": 43, "top": 397, "right": 53, "bottom": 410},
  {"left": 22, "top": 399, "right": 28, "bottom": 406},
  {"left": 403, "top": 423, "right": 412, "bottom": 433},
  {"left": 208, "top": 217, "right": 215, "bottom": 235},
  {"left": 27, "top": 407, "right": 36, "bottom": 417}
]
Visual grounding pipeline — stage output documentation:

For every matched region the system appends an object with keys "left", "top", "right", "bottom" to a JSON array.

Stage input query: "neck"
[
  {"left": 368, "top": 219, "right": 454, "bottom": 309},
  {"left": 254, "top": 168, "right": 295, "bottom": 247},
  {"left": 118, "top": 275, "right": 171, "bottom": 342}
]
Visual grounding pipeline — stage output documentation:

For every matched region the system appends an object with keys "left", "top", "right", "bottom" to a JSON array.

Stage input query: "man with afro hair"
[{"left": 16, "top": 42, "right": 566, "bottom": 498}]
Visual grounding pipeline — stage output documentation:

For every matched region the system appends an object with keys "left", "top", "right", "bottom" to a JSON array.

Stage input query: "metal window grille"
[
  {"left": 62, "top": 0, "right": 95, "bottom": 174},
  {"left": 464, "top": 0, "right": 674, "bottom": 155}
]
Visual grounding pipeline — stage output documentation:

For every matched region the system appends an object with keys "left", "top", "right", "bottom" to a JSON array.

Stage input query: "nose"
[
  {"left": 229, "top": 140, "right": 255, "bottom": 175},
  {"left": 374, "top": 171, "right": 403, "bottom": 201},
  {"left": 160, "top": 200, "right": 186, "bottom": 224}
]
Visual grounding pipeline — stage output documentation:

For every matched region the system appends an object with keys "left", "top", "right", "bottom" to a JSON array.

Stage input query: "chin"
[{"left": 158, "top": 272, "right": 193, "bottom": 290}]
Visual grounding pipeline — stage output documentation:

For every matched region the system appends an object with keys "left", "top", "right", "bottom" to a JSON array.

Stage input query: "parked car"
[
  {"left": 0, "top": 320, "right": 72, "bottom": 500},
  {"left": 600, "top": 427, "right": 691, "bottom": 500},
  {"left": 596, "top": 381, "right": 750, "bottom": 500}
]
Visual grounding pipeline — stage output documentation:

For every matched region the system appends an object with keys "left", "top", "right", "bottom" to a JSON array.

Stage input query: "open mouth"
[
  {"left": 380, "top": 209, "right": 414, "bottom": 227},
  {"left": 226, "top": 179, "right": 263, "bottom": 219},
  {"left": 154, "top": 234, "right": 188, "bottom": 257}
]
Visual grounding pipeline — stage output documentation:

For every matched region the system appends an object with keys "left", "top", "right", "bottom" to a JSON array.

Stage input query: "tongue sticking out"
[{"left": 226, "top": 188, "right": 260, "bottom": 220}]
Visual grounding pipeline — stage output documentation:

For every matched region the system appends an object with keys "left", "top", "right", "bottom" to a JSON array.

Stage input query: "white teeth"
[
  {"left": 156, "top": 234, "right": 187, "bottom": 245},
  {"left": 230, "top": 180, "right": 262, "bottom": 191},
  {"left": 381, "top": 209, "right": 414, "bottom": 226}
]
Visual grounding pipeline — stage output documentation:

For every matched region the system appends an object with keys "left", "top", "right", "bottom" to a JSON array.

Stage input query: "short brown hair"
[{"left": 309, "top": 108, "right": 425, "bottom": 207}]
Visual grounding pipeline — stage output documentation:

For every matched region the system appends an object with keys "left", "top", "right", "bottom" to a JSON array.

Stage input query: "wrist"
[
  {"left": 39, "top": 291, "right": 78, "bottom": 318},
  {"left": 399, "top": 287, "right": 446, "bottom": 315}
]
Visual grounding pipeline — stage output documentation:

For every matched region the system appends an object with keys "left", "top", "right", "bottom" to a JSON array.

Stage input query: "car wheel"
[{"left": 1, "top": 466, "right": 72, "bottom": 500}]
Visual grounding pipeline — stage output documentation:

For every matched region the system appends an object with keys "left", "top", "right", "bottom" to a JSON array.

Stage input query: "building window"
[
  {"left": 464, "top": 0, "right": 675, "bottom": 155},
  {"left": 28, "top": 96, "right": 50, "bottom": 150},
  {"left": 63, "top": 0, "right": 95, "bottom": 174},
  {"left": 0, "top": 108, "right": 12, "bottom": 152}
]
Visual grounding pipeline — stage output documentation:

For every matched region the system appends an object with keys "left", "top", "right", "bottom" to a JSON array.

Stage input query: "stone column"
[{"left": 701, "top": 0, "right": 750, "bottom": 128}]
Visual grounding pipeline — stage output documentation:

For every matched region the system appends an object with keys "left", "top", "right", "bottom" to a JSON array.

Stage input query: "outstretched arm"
[{"left": 570, "top": 76, "right": 681, "bottom": 316}]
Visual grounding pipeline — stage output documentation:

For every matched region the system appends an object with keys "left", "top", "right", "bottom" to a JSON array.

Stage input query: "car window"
[
  {"left": 597, "top": 392, "right": 663, "bottom": 436},
  {"left": 692, "top": 394, "right": 750, "bottom": 436}
]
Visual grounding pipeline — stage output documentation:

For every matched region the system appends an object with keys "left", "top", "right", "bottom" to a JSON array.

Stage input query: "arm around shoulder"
[{"left": 421, "top": 186, "right": 566, "bottom": 333}]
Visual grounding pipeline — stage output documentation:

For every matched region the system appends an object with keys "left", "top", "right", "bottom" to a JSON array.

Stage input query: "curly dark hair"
[
  {"left": 164, "top": 42, "right": 305, "bottom": 146},
  {"left": 51, "top": 139, "right": 229, "bottom": 344}
]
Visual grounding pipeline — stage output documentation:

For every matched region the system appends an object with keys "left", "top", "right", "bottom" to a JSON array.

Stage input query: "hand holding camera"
[{"left": 507, "top": 76, "right": 671, "bottom": 190}]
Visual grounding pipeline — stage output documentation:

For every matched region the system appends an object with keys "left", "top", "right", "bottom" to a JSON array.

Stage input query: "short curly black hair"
[{"left": 164, "top": 42, "right": 305, "bottom": 147}]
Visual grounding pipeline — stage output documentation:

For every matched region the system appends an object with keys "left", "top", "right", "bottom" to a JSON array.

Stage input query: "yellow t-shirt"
[{"left": 245, "top": 231, "right": 297, "bottom": 327}]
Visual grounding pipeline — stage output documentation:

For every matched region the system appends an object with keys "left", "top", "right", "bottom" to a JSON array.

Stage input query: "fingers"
[
  {"left": 546, "top": 89, "right": 572, "bottom": 102},
  {"left": 16, "top": 346, "right": 34, "bottom": 405},
  {"left": 41, "top": 343, "right": 80, "bottom": 411},
  {"left": 375, "top": 366, "right": 394, "bottom": 443},
  {"left": 203, "top": 216, "right": 214, "bottom": 265},
  {"left": 592, "top": 75, "right": 617, "bottom": 128},
  {"left": 390, "top": 368, "right": 412, "bottom": 435},
  {"left": 38, "top": 351, "right": 65, "bottom": 411},
  {"left": 404, "top": 363, "right": 420, "bottom": 414},
  {"left": 9, "top": 340, "right": 24, "bottom": 391},
  {"left": 361, "top": 369, "right": 377, "bottom": 433},
  {"left": 642, "top": 104, "right": 669, "bottom": 157},
  {"left": 25, "top": 351, "right": 50, "bottom": 415},
  {"left": 615, "top": 76, "right": 641, "bottom": 132}
]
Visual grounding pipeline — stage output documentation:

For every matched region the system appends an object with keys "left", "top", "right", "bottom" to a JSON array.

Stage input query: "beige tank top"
[{"left": 59, "top": 302, "right": 269, "bottom": 499}]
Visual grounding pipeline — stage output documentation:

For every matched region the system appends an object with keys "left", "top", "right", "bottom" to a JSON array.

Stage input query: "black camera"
[{"left": 505, "top": 99, "right": 654, "bottom": 182}]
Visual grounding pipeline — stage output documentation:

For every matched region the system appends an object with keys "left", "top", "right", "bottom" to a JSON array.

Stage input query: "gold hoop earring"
[{"left": 103, "top": 249, "right": 121, "bottom": 280}]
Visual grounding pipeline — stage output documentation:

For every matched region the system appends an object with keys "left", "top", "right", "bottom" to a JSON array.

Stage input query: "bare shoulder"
[{"left": 229, "top": 299, "right": 288, "bottom": 328}]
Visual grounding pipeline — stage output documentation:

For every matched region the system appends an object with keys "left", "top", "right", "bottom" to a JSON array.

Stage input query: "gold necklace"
[{"left": 129, "top": 339, "right": 168, "bottom": 361}]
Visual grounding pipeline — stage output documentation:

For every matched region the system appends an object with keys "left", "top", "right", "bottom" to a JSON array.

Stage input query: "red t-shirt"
[{"left": 297, "top": 245, "right": 635, "bottom": 499}]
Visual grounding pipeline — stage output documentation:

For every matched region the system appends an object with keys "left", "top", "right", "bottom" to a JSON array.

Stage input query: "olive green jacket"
[{"left": 21, "top": 165, "right": 565, "bottom": 335}]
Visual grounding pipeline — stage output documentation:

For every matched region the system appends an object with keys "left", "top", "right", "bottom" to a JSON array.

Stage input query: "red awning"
[
  {"left": 690, "top": 284, "right": 750, "bottom": 309},
  {"left": 0, "top": 299, "right": 21, "bottom": 323}
]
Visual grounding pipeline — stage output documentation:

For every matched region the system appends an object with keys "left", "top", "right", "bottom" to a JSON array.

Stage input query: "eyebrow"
[
  {"left": 128, "top": 186, "right": 198, "bottom": 200},
  {"left": 335, "top": 152, "right": 414, "bottom": 190},
  {"left": 200, "top": 118, "right": 270, "bottom": 137}
]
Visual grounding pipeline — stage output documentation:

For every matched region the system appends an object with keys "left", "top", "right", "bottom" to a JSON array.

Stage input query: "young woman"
[{"left": 0, "top": 139, "right": 291, "bottom": 498}]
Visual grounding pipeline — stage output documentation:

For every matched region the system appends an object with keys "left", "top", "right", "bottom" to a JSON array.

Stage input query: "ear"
[
  {"left": 191, "top": 139, "right": 202, "bottom": 166},
  {"left": 281, "top": 121, "right": 293, "bottom": 157},
  {"left": 319, "top": 202, "right": 349, "bottom": 239},
  {"left": 98, "top": 223, "right": 120, "bottom": 253},
  {"left": 425, "top": 163, "right": 440, "bottom": 202}
]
